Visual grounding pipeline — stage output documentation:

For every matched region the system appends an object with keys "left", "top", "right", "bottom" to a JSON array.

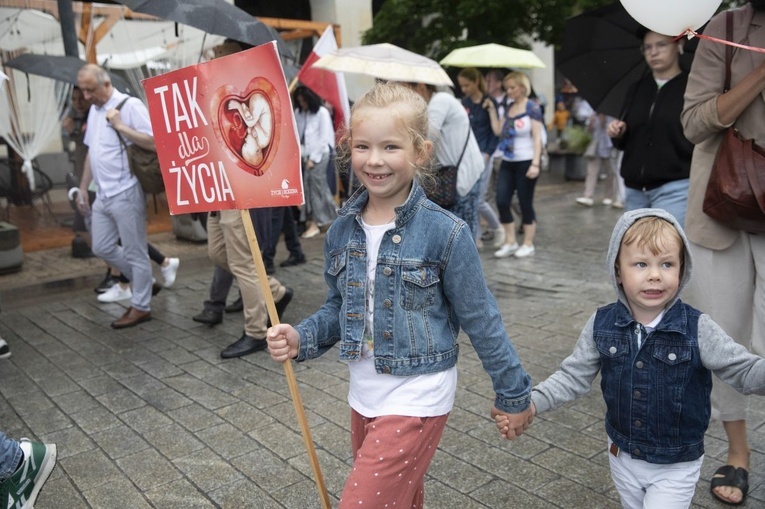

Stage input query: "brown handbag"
[{"left": 702, "top": 12, "right": 765, "bottom": 233}]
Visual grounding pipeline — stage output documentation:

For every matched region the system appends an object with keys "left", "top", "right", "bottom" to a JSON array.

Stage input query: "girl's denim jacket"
[
  {"left": 295, "top": 182, "right": 531, "bottom": 414},
  {"left": 597, "top": 300, "right": 710, "bottom": 464}
]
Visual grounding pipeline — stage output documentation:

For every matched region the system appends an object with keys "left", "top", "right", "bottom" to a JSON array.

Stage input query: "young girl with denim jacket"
[
  {"left": 267, "top": 82, "right": 533, "bottom": 509},
  {"left": 497, "top": 209, "right": 765, "bottom": 508}
]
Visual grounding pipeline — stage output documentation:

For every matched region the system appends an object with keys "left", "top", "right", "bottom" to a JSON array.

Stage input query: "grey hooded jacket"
[{"left": 531, "top": 208, "right": 765, "bottom": 461}]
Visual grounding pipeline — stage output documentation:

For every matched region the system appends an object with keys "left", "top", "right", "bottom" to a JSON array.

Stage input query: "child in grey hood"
[{"left": 496, "top": 208, "right": 765, "bottom": 508}]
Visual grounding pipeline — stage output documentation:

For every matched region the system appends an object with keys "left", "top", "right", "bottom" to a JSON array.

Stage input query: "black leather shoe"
[
  {"left": 192, "top": 309, "right": 223, "bottom": 325},
  {"left": 279, "top": 254, "right": 307, "bottom": 267},
  {"left": 220, "top": 333, "right": 268, "bottom": 359},
  {"left": 225, "top": 297, "right": 243, "bottom": 313},
  {"left": 268, "top": 287, "right": 294, "bottom": 327},
  {"left": 264, "top": 260, "right": 276, "bottom": 275}
]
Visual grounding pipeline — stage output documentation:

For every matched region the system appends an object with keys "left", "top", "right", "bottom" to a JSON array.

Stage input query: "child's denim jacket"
[
  {"left": 596, "top": 299, "right": 710, "bottom": 464},
  {"left": 295, "top": 181, "right": 531, "bottom": 414}
]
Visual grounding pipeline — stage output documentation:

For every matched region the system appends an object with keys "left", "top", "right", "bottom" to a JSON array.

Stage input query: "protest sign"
[{"left": 142, "top": 40, "right": 302, "bottom": 214}]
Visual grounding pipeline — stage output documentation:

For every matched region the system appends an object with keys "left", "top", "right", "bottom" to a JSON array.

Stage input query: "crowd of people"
[{"left": 2, "top": 2, "right": 765, "bottom": 507}]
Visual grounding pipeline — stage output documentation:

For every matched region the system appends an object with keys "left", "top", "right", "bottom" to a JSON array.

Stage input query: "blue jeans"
[
  {"left": 0, "top": 432, "right": 21, "bottom": 480},
  {"left": 625, "top": 179, "right": 689, "bottom": 228},
  {"left": 477, "top": 155, "right": 500, "bottom": 236},
  {"left": 447, "top": 178, "right": 481, "bottom": 239}
]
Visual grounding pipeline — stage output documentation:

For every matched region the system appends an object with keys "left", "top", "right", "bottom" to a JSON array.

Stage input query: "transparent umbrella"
[{"left": 311, "top": 43, "right": 453, "bottom": 87}]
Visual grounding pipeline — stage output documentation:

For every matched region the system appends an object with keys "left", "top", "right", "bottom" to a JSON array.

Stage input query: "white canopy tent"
[{"left": 0, "top": 0, "right": 226, "bottom": 190}]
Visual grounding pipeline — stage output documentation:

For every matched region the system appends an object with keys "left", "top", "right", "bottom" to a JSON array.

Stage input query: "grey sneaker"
[
  {"left": 0, "top": 439, "right": 57, "bottom": 509},
  {"left": 0, "top": 338, "right": 9, "bottom": 359}
]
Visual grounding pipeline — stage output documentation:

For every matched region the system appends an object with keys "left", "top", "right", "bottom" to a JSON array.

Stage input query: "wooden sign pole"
[{"left": 240, "top": 209, "right": 331, "bottom": 509}]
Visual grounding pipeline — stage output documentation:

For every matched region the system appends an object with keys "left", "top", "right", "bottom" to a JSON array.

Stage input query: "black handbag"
[{"left": 426, "top": 129, "right": 471, "bottom": 209}]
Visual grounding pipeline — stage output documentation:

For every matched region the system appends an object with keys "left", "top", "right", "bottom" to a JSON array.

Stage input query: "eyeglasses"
[{"left": 639, "top": 41, "right": 672, "bottom": 54}]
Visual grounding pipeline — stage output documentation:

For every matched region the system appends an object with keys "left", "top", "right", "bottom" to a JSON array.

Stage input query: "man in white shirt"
[{"left": 77, "top": 63, "right": 155, "bottom": 329}]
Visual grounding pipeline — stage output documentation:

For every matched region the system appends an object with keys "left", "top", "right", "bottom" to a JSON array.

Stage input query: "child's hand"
[
  {"left": 266, "top": 324, "right": 299, "bottom": 362},
  {"left": 491, "top": 403, "right": 535, "bottom": 440}
]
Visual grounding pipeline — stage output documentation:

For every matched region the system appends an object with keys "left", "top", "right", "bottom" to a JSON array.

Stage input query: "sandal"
[{"left": 710, "top": 465, "right": 749, "bottom": 506}]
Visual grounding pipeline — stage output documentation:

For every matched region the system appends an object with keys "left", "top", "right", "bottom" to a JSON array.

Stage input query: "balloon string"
[{"left": 683, "top": 30, "right": 765, "bottom": 54}]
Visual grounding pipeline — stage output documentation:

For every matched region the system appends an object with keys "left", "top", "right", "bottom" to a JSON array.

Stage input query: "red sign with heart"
[{"left": 142, "top": 41, "right": 302, "bottom": 215}]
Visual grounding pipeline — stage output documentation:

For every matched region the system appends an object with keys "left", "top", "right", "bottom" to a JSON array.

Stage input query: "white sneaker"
[
  {"left": 0, "top": 337, "right": 10, "bottom": 359},
  {"left": 97, "top": 283, "right": 132, "bottom": 303},
  {"left": 514, "top": 244, "right": 536, "bottom": 258},
  {"left": 602, "top": 198, "right": 613, "bottom": 206},
  {"left": 494, "top": 243, "right": 519, "bottom": 258},
  {"left": 575, "top": 197, "right": 594, "bottom": 207},
  {"left": 492, "top": 227, "right": 506, "bottom": 248},
  {"left": 161, "top": 257, "right": 180, "bottom": 288},
  {"left": 612, "top": 201, "right": 624, "bottom": 209}
]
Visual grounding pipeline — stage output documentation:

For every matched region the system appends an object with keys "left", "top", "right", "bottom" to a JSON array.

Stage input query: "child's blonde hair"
[
  {"left": 336, "top": 82, "right": 434, "bottom": 186},
  {"left": 619, "top": 216, "right": 685, "bottom": 267}
]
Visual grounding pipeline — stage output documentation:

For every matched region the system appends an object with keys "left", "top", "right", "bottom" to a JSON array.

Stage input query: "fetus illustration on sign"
[{"left": 212, "top": 76, "right": 281, "bottom": 176}]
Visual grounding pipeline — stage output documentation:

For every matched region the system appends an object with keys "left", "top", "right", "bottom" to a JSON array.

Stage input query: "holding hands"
[
  {"left": 267, "top": 324, "right": 300, "bottom": 362},
  {"left": 491, "top": 402, "right": 535, "bottom": 440}
]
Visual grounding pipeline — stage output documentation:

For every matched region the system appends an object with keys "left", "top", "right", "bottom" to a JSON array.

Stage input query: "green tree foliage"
[
  {"left": 362, "top": 0, "right": 613, "bottom": 59},
  {"left": 362, "top": 0, "right": 744, "bottom": 59}
]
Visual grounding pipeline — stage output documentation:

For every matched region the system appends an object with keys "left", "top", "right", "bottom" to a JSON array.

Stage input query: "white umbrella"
[
  {"left": 440, "top": 43, "right": 546, "bottom": 69},
  {"left": 311, "top": 43, "right": 453, "bottom": 87}
]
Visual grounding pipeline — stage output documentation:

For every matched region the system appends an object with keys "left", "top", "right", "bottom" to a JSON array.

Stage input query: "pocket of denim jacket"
[
  {"left": 327, "top": 251, "right": 348, "bottom": 292},
  {"left": 401, "top": 265, "right": 440, "bottom": 310},
  {"left": 652, "top": 345, "right": 692, "bottom": 366}
]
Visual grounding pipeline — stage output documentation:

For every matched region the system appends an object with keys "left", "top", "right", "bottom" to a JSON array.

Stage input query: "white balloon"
[{"left": 620, "top": 0, "right": 722, "bottom": 36}]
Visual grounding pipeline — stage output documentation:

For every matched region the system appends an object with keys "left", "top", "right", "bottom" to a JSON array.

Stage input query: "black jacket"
[{"left": 613, "top": 72, "right": 694, "bottom": 190}]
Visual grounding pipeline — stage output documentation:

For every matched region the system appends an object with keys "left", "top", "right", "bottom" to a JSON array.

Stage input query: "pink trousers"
[{"left": 338, "top": 410, "right": 449, "bottom": 509}]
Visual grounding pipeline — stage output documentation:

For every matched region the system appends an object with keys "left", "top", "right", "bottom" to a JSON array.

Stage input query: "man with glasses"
[{"left": 606, "top": 28, "right": 693, "bottom": 227}]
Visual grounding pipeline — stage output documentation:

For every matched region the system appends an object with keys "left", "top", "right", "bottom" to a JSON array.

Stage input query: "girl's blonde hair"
[
  {"left": 335, "top": 82, "right": 434, "bottom": 185},
  {"left": 457, "top": 67, "right": 487, "bottom": 94},
  {"left": 620, "top": 216, "right": 685, "bottom": 267},
  {"left": 503, "top": 71, "right": 532, "bottom": 98}
]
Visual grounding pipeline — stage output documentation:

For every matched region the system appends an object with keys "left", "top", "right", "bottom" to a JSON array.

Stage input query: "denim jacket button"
[
  {"left": 668, "top": 353, "right": 677, "bottom": 361},
  {"left": 383, "top": 267, "right": 392, "bottom": 276},
  {"left": 383, "top": 331, "right": 392, "bottom": 339},
  {"left": 633, "top": 390, "right": 641, "bottom": 399},
  {"left": 632, "top": 448, "right": 641, "bottom": 456},
  {"left": 383, "top": 299, "right": 392, "bottom": 308},
  {"left": 634, "top": 420, "right": 642, "bottom": 428},
  {"left": 382, "top": 366, "right": 391, "bottom": 374},
  {"left": 392, "top": 234, "right": 402, "bottom": 244},
  {"left": 609, "top": 346, "right": 617, "bottom": 354},
  {"left": 635, "top": 361, "right": 644, "bottom": 369}
]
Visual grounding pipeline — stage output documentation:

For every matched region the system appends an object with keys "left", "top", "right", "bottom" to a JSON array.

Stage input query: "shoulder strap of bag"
[
  {"left": 455, "top": 128, "right": 471, "bottom": 168},
  {"left": 724, "top": 12, "right": 733, "bottom": 93},
  {"left": 111, "top": 96, "right": 131, "bottom": 157}
]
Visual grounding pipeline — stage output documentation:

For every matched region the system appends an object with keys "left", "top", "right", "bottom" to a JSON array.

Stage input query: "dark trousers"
[
  {"left": 263, "top": 206, "right": 304, "bottom": 265},
  {"left": 496, "top": 160, "right": 537, "bottom": 225}
]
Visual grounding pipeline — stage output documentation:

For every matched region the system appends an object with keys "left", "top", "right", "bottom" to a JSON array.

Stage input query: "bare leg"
[
  {"left": 521, "top": 222, "right": 536, "bottom": 247},
  {"left": 712, "top": 420, "right": 750, "bottom": 504}
]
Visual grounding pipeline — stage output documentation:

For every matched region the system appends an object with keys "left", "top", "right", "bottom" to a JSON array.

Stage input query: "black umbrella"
[
  {"left": 4, "top": 54, "right": 132, "bottom": 93},
  {"left": 116, "top": 0, "right": 293, "bottom": 60},
  {"left": 556, "top": 2, "right": 698, "bottom": 118}
]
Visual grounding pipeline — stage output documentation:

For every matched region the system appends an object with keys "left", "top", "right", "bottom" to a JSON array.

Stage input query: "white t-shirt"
[{"left": 347, "top": 218, "right": 457, "bottom": 418}]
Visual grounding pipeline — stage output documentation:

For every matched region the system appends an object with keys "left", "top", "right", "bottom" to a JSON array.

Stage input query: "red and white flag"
[{"left": 297, "top": 26, "right": 350, "bottom": 133}]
